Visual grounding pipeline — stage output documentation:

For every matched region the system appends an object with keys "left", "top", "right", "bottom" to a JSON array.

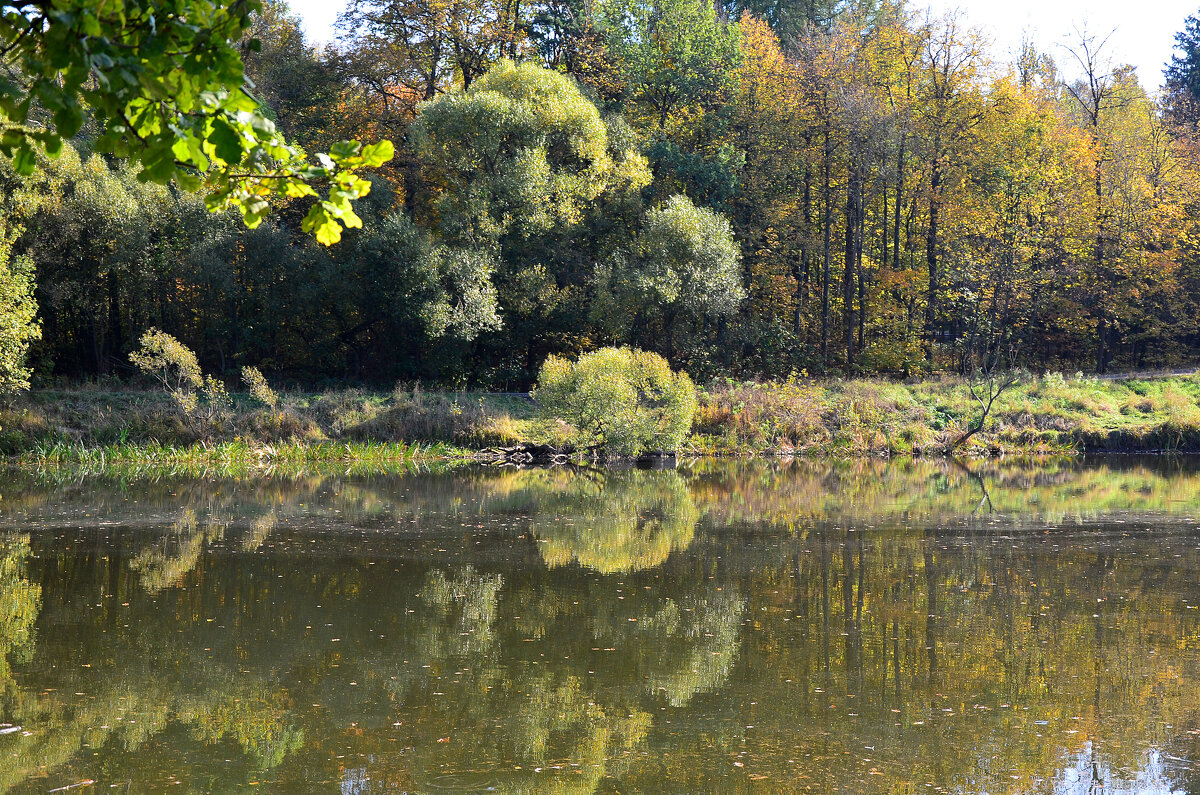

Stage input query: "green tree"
[
  {"left": 524, "top": 0, "right": 623, "bottom": 103},
  {"left": 725, "top": 0, "right": 846, "bottom": 40},
  {"left": 598, "top": 0, "right": 743, "bottom": 206},
  {"left": 1165, "top": 9, "right": 1200, "bottom": 124},
  {"left": 598, "top": 0, "right": 741, "bottom": 132},
  {"left": 595, "top": 195, "right": 743, "bottom": 362},
  {"left": 0, "top": 0, "right": 391, "bottom": 243},
  {"left": 306, "top": 198, "right": 503, "bottom": 376},
  {"left": 413, "top": 59, "right": 622, "bottom": 243},
  {"left": 0, "top": 230, "right": 39, "bottom": 395},
  {"left": 2, "top": 143, "right": 189, "bottom": 375}
]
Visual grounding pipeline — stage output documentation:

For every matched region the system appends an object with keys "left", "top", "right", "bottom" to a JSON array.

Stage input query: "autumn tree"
[
  {"left": 337, "top": 0, "right": 527, "bottom": 98},
  {"left": 1060, "top": 30, "right": 1175, "bottom": 372},
  {"left": 914, "top": 13, "right": 987, "bottom": 363},
  {"left": 725, "top": 14, "right": 807, "bottom": 366}
]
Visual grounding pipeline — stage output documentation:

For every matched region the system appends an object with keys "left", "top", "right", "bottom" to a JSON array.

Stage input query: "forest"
[{"left": 3, "top": 0, "right": 1200, "bottom": 391}]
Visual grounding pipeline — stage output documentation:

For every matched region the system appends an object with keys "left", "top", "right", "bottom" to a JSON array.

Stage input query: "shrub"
[
  {"left": 533, "top": 346, "right": 698, "bottom": 456},
  {"left": 241, "top": 366, "right": 278, "bottom": 410},
  {"left": 129, "top": 329, "right": 234, "bottom": 432},
  {"left": 129, "top": 328, "right": 202, "bottom": 417},
  {"left": 201, "top": 374, "right": 233, "bottom": 423}
]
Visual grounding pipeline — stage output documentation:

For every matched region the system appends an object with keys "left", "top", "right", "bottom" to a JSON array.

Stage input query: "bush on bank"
[{"left": 533, "top": 347, "right": 698, "bottom": 457}]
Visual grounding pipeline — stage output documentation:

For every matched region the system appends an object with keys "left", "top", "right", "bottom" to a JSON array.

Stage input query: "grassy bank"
[
  {"left": 0, "top": 386, "right": 532, "bottom": 469},
  {"left": 2, "top": 373, "right": 1200, "bottom": 464},
  {"left": 693, "top": 373, "right": 1200, "bottom": 456}
]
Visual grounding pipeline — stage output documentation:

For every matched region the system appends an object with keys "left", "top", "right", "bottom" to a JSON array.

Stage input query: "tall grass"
[
  {"left": 692, "top": 373, "right": 1200, "bottom": 456},
  {"left": 0, "top": 386, "right": 533, "bottom": 456}
]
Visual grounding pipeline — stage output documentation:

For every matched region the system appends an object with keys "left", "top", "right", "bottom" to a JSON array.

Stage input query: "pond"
[{"left": 2, "top": 458, "right": 1200, "bottom": 792}]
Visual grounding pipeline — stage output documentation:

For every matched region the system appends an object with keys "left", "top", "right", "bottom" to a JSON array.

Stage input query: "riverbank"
[
  {"left": 2, "top": 373, "right": 1199, "bottom": 465},
  {"left": 0, "top": 386, "right": 531, "bottom": 464},
  {"left": 694, "top": 373, "right": 1200, "bottom": 456}
]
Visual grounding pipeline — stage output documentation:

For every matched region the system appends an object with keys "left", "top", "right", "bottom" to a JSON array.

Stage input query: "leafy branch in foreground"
[{"left": 0, "top": 0, "right": 393, "bottom": 244}]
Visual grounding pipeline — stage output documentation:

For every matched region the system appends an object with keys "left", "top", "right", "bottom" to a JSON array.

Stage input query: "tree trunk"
[
  {"left": 924, "top": 155, "right": 942, "bottom": 363},
  {"left": 796, "top": 161, "right": 813, "bottom": 339},
  {"left": 106, "top": 268, "right": 122, "bottom": 373},
  {"left": 1093, "top": 149, "right": 1107, "bottom": 374},
  {"left": 857, "top": 202, "right": 865, "bottom": 355},
  {"left": 881, "top": 171, "right": 889, "bottom": 274},
  {"left": 893, "top": 136, "right": 905, "bottom": 273},
  {"left": 821, "top": 123, "right": 832, "bottom": 370},
  {"left": 844, "top": 159, "right": 859, "bottom": 370}
]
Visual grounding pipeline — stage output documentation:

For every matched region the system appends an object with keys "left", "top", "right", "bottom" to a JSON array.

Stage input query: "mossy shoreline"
[{"left": 2, "top": 373, "right": 1200, "bottom": 471}]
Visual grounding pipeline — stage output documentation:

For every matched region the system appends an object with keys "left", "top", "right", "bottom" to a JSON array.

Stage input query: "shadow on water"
[{"left": 0, "top": 457, "right": 1199, "bottom": 792}]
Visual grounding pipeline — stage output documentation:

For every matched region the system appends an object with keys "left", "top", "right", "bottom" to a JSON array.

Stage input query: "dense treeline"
[{"left": 7, "top": 0, "right": 1200, "bottom": 387}]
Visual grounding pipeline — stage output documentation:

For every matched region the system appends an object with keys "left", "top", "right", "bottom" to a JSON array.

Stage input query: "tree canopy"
[{"left": 3, "top": 0, "right": 1200, "bottom": 389}]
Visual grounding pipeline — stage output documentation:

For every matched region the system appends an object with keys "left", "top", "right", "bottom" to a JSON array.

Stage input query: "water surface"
[{"left": 2, "top": 459, "right": 1200, "bottom": 792}]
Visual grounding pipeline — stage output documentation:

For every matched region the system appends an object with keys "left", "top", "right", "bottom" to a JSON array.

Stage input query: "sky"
[
  {"left": 920, "top": 0, "right": 1197, "bottom": 90},
  {"left": 288, "top": 0, "right": 1198, "bottom": 91}
]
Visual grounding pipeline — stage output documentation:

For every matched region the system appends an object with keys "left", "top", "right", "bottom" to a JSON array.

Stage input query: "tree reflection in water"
[
  {"left": 0, "top": 459, "right": 1198, "bottom": 791},
  {"left": 0, "top": 534, "right": 39, "bottom": 702},
  {"left": 516, "top": 468, "right": 700, "bottom": 573}
]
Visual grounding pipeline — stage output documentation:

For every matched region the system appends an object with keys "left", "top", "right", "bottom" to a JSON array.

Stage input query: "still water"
[{"left": 2, "top": 459, "right": 1200, "bottom": 793}]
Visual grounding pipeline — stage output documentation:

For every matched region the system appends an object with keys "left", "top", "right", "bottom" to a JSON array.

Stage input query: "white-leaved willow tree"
[
  {"left": 411, "top": 60, "right": 652, "bottom": 362},
  {"left": 413, "top": 59, "right": 744, "bottom": 371},
  {"left": 593, "top": 195, "right": 744, "bottom": 364}
]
